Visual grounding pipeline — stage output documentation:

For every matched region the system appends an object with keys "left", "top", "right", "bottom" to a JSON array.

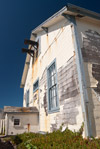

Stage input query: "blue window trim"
[
  {"left": 26, "top": 90, "right": 29, "bottom": 107},
  {"left": 47, "top": 58, "right": 59, "bottom": 113},
  {"left": 33, "top": 78, "right": 39, "bottom": 93}
]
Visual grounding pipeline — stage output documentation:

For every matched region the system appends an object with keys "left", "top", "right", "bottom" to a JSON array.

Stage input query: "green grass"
[{"left": 10, "top": 124, "right": 100, "bottom": 149}]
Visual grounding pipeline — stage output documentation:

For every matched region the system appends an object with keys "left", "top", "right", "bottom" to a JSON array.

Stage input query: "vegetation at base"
[{"left": 11, "top": 124, "right": 100, "bottom": 149}]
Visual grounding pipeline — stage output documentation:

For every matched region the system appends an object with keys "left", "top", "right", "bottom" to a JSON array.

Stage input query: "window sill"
[
  {"left": 48, "top": 107, "right": 60, "bottom": 114},
  {"left": 14, "top": 125, "right": 21, "bottom": 127}
]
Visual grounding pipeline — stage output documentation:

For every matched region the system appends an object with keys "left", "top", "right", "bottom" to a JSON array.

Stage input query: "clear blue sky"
[{"left": 0, "top": 0, "right": 100, "bottom": 108}]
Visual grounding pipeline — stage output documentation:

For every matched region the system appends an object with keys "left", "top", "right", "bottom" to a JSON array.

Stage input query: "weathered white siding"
[
  {"left": 76, "top": 18, "right": 100, "bottom": 137},
  {"left": 0, "top": 111, "right": 2, "bottom": 133},
  {"left": 23, "top": 58, "right": 33, "bottom": 107},
  {"left": 0, "top": 109, "right": 4, "bottom": 134},
  {"left": 26, "top": 19, "right": 84, "bottom": 133},
  {"left": 6, "top": 113, "right": 39, "bottom": 135}
]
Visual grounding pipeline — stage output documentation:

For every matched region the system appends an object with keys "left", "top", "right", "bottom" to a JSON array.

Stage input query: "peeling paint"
[
  {"left": 32, "top": 58, "right": 39, "bottom": 82},
  {"left": 82, "top": 30, "right": 100, "bottom": 96},
  {"left": 33, "top": 90, "right": 39, "bottom": 109},
  {"left": 39, "top": 55, "right": 82, "bottom": 132},
  {"left": 81, "top": 29, "right": 100, "bottom": 137},
  {"left": 43, "top": 92, "right": 48, "bottom": 116}
]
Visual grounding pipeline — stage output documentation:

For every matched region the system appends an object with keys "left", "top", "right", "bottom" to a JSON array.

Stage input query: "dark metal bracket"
[
  {"left": 62, "top": 13, "right": 73, "bottom": 22},
  {"left": 62, "top": 13, "right": 84, "bottom": 23},
  {"left": 22, "top": 48, "right": 34, "bottom": 57},
  {"left": 25, "top": 62, "right": 30, "bottom": 65},
  {"left": 41, "top": 27, "right": 48, "bottom": 34},
  {"left": 24, "top": 39, "right": 38, "bottom": 50},
  {"left": 32, "top": 33, "right": 37, "bottom": 38}
]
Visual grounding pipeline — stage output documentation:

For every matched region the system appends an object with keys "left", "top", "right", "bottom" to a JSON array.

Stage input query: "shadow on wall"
[{"left": 82, "top": 29, "right": 100, "bottom": 137}]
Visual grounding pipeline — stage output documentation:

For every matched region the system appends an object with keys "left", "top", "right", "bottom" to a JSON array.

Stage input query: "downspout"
[
  {"left": 71, "top": 16, "right": 92, "bottom": 137},
  {"left": 62, "top": 14, "right": 91, "bottom": 137}
]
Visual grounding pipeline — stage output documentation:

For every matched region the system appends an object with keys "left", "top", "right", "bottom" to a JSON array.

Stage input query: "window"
[
  {"left": 47, "top": 59, "right": 59, "bottom": 112},
  {"left": 26, "top": 90, "right": 29, "bottom": 107},
  {"left": 33, "top": 79, "right": 39, "bottom": 92},
  {"left": 32, "top": 37, "right": 41, "bottom": 64},
  {"left": 14, "top": 119, "right": 20, "bottom": 126}
]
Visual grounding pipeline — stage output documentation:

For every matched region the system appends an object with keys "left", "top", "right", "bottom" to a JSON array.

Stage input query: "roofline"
[
  {"left": 32, "top": 3, "right": 100, "bottom": 34},
  {"left": 4, "top": 106, "right": 39, "bottom": 113},
  {"left": 4, "top": 112, "right": 39, "bottom": 114},
  {"left": 20, "top": 53, "right": 31, "bottom": 88},
  {"left": 67, "top": 3, "right": 100, "bottom": 20},
  {"left": 32, "top": 6, "right": 67, "bottom": 34},
  {"left": 20, "top": 3, "right": 100, "bottom": 88}
]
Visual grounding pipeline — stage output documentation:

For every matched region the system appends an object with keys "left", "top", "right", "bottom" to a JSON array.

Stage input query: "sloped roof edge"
[
  {"left": 20, "top": 54, "right": 31, "bottom": 88},
  {"left": 32, "top": 3, "right": 100, "bottom": 34},
  {"left": 4, "top": 106, "right": 39, "bottom": 113}
]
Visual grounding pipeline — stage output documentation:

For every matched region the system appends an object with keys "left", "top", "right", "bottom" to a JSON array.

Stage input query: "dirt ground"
[{"left": 0, "top": 139, "right": 14, "bottom": 149}]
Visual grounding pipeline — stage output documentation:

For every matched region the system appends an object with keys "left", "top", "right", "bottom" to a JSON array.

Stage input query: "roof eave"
[
  {"left": 32, "top": 4, "right": 100, "bottom": 35},
  {"left": 67, "top": 3, "right": 100, "bottom": 20},
  {"left": 4, "top": 111, "right": 39, "bottom": 114},
  {"left": 32, "top": 6, "right": 67, "bottom": 34},
  {"left": 20, "top": 54, "right": 31, "bottom": 88}
]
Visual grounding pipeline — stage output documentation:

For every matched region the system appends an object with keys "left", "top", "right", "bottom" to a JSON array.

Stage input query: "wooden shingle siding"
[
  {"left": 77, "top": 18, "right": 100, "bottom": 137},
  {"left": 39, "top": 55, "right": 83, "bottom": 132},
  {"left": 82, "top": 30, "right": 100, "bottom": 136},
  {"left": 58, "top": 56, "right": 79, "bottom": 100},
  {"left": 82, "top": 30, "right": 100, "bottom": 63}
]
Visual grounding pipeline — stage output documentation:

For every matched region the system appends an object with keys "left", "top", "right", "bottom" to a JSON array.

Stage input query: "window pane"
[
  {"left": 54, "top": 86, "right": 56, "bottom": 97},
  {"left": 53, "top": 63, "right": 56, "bottom": 75},
  {"left": 14, "top": 119, "right": 20, "bottom": 125},
  {"left": 51, "top": 98, "right": 53, "bottom": 109},
  {"left": 48, "top": 61, "right": 58, "bottom": 111},
  {"left": 49, "top": 89, "right": 52, "bottom": 110},
  {"left": 48, "top": 67, "right": 52, "bottom": 77},
  {"left": 53, "top": 96, "right": 57, "bottom": 108},
  {"left": 49, "top": 63, "right": 55, "bottom": 77},
  {"left": 48, "top": 74, "right": 56, "bottom": 88},
  {"left": 33, "top": 80, "right": 39, "bottom": 91},
  {"left": 52, "top": 76, "right": 55, "bottom": 86},
  {"left": 27, "top": 90, "right": 29, "bottom": 107},
  {"left": 48, "top": 77, "right": 52, "bottom": 87}
]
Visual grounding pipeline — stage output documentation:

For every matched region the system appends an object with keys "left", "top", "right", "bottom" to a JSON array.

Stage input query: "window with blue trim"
[
  {"left": 33, "top": 79, "right": 39, "bottom": 92},
  {"left": 47, "top": 60, "right": 59, "bottom": 111},
  {"left": 26, "top": 90, "right": 29, "bottom": 107}
]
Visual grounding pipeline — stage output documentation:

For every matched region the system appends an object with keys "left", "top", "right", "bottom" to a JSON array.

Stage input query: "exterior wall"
[
  {"left": 23, "top": 58, "right": 33, "bottom": 107},
  {"left": 0, "top": 110, "right": 4, "bottom": 134},
  {"left": 27, "top": 19, "right": 84, "bottom": 132},
  {"left": 6, "top": 113, "right": 39, "bottom": 135},
  {"left": 77, "top": 18, "right": 100, "bottom": 137},
  {"left": 0, "top": 111, "right": 2, "bottom": 133},
  {"left": 0, "top": 119, "right": 5, "bottom": 134}
]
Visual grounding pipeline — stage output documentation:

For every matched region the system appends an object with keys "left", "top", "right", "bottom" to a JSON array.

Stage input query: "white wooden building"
[
  {"left": 4, "top": 106, "right": 39, "bottom": 135},
  {"left": 0, "top": 109, "right": 5, "bottom": 134},
  {"left": 0, "top": 106, "right": 39, "bottom": 136},
  {"left": 20, "top": 4, "right": 100, "bottom": 138}
]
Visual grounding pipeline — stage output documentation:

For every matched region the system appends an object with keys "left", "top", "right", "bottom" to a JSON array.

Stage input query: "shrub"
[
  {"left": 10, "top": 125, "right": 100, "bottom": 149},
  {"left": 11, "top": 135, "right": 22, "bottom": 145},
  {"left": 24, "top": 140, "right": 37, "bottom": 149}
]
